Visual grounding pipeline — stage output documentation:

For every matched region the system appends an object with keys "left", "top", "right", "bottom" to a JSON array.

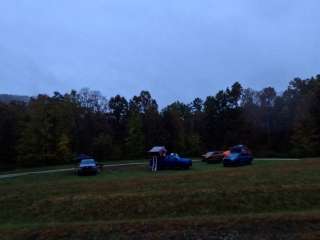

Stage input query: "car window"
[
  {"left": 230, "top": 147, "right": 242, "bottom": 153},
  {"left": 81, "top": 159, "right": 95, "bottom": 164}
]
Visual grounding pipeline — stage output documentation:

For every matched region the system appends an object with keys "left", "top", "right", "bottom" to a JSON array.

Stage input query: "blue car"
[
  {"left": 76, "top": 159, "right": 100, "bottom": 176},
  {"left": 223, "top": 145, "right": 253, "bottom": 167},
  {"left": 150, "top": 153, "right": 192, "bottom": 170}
]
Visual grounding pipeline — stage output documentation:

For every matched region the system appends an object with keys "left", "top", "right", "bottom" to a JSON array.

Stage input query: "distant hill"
[{"left": 0, "top": 94, "right": 30, "bottom": 103}]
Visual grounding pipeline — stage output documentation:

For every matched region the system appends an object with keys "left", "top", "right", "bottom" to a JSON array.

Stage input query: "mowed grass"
[{"left": 0, "top": 159, "right": 320, "bottom": 239}]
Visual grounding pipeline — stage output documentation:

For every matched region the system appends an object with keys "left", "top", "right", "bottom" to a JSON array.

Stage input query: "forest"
[{"left": 1, "top": 75, "right": 320, "bottom": 169}]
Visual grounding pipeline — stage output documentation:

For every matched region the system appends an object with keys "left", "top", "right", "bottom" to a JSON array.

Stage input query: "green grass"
[{"left": 0, "top": 159, "right": 319, "bottom": 239}]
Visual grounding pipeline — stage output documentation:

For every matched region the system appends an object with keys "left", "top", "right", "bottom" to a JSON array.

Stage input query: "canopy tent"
[
  {"left": 148, "top": 146, "right": 167, "bottom": 154},
  {"left": 148, "top": 146, "right": 167, "bottom": 172}
]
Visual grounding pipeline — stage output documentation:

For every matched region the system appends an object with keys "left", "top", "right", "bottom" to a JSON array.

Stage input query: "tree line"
[{"left": 1, "top": 75, "right": 320, "bottom": 169}]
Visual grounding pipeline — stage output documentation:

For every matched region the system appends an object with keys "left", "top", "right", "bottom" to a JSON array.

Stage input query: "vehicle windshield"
[
  {"left": 80, "top": 159, "right": 95, "bottom": 164},
  {"left": 230, "top": 147, "right": 242, "bottom": 153},
  {"left": 170, "top": 153, "right": 179, "bottom": 158}
]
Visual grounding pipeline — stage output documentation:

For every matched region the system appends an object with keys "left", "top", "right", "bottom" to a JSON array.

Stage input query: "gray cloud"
[{"left": 0, "top": 0, "right": 319, "bottom": 106}]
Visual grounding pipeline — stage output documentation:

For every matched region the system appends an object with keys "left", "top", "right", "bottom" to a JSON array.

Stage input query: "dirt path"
[
  {"left": 0, "top": 159, "right": 300, "bottom": 180},
  {"left": 0, "top": 162, "right": 146, "bottom": 179}
]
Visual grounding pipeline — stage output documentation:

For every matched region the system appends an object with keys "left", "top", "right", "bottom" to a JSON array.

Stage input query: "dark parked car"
[
  {"left": 223, "top": 145, "right": 253, "bottom": 167},
  {"left": 76, "top": 159, "right": 100, "bottom": 176},
  {"left": 202, "top": 151, "right": 224, "bottom": 164},
  {"left": 150, "top": 153, "right": 192, "bottom": 170}
]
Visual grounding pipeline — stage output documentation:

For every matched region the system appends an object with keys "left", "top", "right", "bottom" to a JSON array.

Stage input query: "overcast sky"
[{"left": 1, "top": 0, "right": 320, "bottom": 106}]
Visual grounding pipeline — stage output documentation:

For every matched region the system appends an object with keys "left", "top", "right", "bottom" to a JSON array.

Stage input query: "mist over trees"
[{"left": 1, "top": 75, "right": 320, "bottom": 169}]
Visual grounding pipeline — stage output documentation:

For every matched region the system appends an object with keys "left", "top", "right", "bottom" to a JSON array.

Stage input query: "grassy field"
[{"left": 0, "top": 159, "right": 319, "bottom": 239}]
